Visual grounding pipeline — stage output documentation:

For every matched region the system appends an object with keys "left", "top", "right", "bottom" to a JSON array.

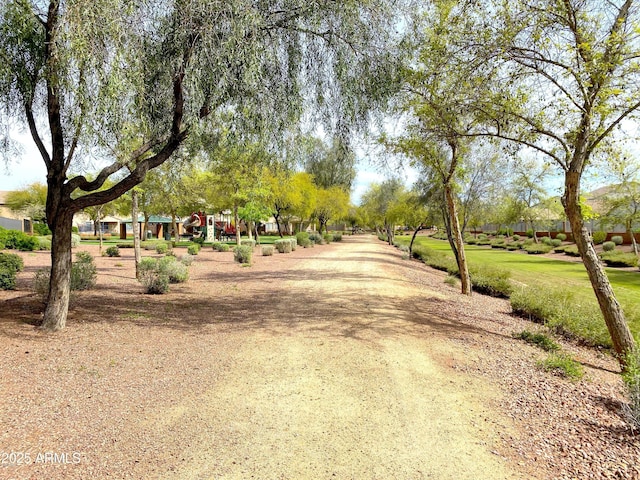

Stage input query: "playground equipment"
[{"left": 182, "top": 211, "right": 236, "bottom": 242}]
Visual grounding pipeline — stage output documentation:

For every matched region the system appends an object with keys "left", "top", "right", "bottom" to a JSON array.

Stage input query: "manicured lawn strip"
[{"left": 396, "top": 236, "right": 640, "bottom": 341}]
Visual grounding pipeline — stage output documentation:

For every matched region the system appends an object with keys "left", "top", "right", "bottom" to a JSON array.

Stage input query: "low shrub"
[
  {"left": 563, "top": 245, "right": 581, "bottom": 257},
  {"left": 105, "top": 246, "right": 120, "bottom": 257},
  {"left": 538, "top": 353, "right": 584, "bottom": 380},
  {"left": 187, "top": 244, "right": 200, "bottom": 255},
  {"left": 33, "top": 223, "right": 51, "bottom": 236},
  {"left": 512, "top": 234, "right": 521, "bottom": 242},
  {"left": 0, "top": 252, "right": 24, "bottom": 273},
  {"left": 476, "top": 238, "right": 492, "bottom": 246},
  {"left": 540, "top": 236, "right": 552, "bottom": 245},
  {"left": 551, "top": 239, "right": 562, "bottom": 247},
  {"left": 506, "top": 243, "right": 522, "bottom": 251},
  {"left": 478, "top": 233, "right": 488, "bottom": 241},
  {"left": 71, "top": 233, "right": 81, "bottom": 248},
  {"left": 622, "top": 349, "right": 640, "bottom": 429},
  {"left": 138, "top": 258, "right": 169, "bottom": 294},
  {"left": 323, "top": 233, "right": 333, "bottom": 244},
  {"left": 592, "top": 230, "right": 607, "bottom": 245},
  {"left": 444, "top": 275, "right": 458, "bottom": 287},
  {"left": 309, "top": 232, "right": 323, "bottom": 245},
  {"left": 117, "top": 243, "right": 134, "bottom": 248},
  {"left": 469, "top": 265, "right": 513, "bottom": 297},
  {"left": 296, "top": 232, "right": 311, "bottom": 248},
  {"left": 241, "top": 239, "right": 256, "bottom": 248},
  {"left": 465, "top": 237, "right": 478, "bottom": 245},
  {"left": 180, "top": 254, "right": 195, "bottom": 266},
  {"left": 612, "top": 235, "right": 624, "bottom": 245},
  {"left": 141, "top": 240, "right": 159, "bottom": 250},
  {"left": 275, "top": 239, "right": 293, "bottom": 253},
  {"left": 155, "top": 242, "right": 170, "bottom": 254},
  {"left": 555, "top": 233, "right": 567, "bottom": 241},
  {"left": 193, "top": 236, "right": 205, "bottom": 246},
  {"left": 510, "top": 284, "right": 609, "bottom": 347},
  {"left": 602, "top": 241, "right": 616, "bottom": 252},
  {"left": 71, "top": 251, "right": 97, "bottom": 290},
  {"left": 412, "top": 245, "right": 458, "bottom": 274},
  {"left": 262, "top": 245, "right": 274, "bottom": 256},
  {"left": 524, "top": 243, "right": 553, "bottom": 254},
  {"left": 515, "top": 330, "right": 559, "bottom": 352},
  {"left": 0, "top": 265, "right": 16, "bottom": 290},
  {"left": 333, "top": 233, "right": 343, "bottom": 242},
  {"left": 32, "top": 268, "right": 50, "bottom": 299},
  {"left": 234, "top": 245, "right": 253, "bottom": 264},
  {"left": 212, "top": 242, "right": 230, "bottom": 252},
  {"left": 1, "top": 229, "right": 39, "bottom": 251},
  {"left": 159, "top": 256, "right": 189, "bottom": 283},
  {"left": 34, "top": 236, "right": 51, "bottom": 250},
  {"left": 526, "top": 229, "right": 534, "bottom": 238},
  {"left": 600, "top": 251, "right": 639, "bottom": 268}
]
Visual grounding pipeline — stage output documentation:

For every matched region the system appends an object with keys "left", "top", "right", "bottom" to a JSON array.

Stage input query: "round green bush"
[
  {"left": 187, "top": 244, "right": 200, "bottom": 255},
  {"left": 240, "top": 239, "right": 256, "bottom": 248},
  {"left": 526, "top": 229, "right": 534, "bottom": 238},
  {"left": 512, "top": 234, "right": 521, "bottom": 242},
  {"left": 555, "top": 233, "right": 567, "bottom": 241},
  {"left": 540, "top": 236, "right": 552, "bottom": 245},
  {"left": 275, "top": 239, "right": 292, "bottom": 253},
  {"left": 262, "top": 245, "right": 274, "bottom": 256},
  {"left": 602, "top": 241, "right": 616, "bottom": 252},
  {"left": 212, "top": 242, "right": 230, "bottom": 252},
  {"left": 0, "top": 252, "right": 24, "bottom": 273},
  {"left": 105, "top": 245, "right": 120, "bottom": 257},
  {"left": 592, "top": 231, "right": 607, "bottom": 245},
  {"left": 611, "top": 235, "right": 623, "bottom": 245},
  {"left": 180, "top": 254, "right": 195, "bottom": 266},
  {"left": 551, "top": 239, "right": 562, "bottom": 247},
  {"left": 234, "top": 245, "right": 253, "bottom": 264},
  {"left": 156, "top": 242, "right": 169, "bottom": 254},
  {"left": 0, "top": 266, "right": 17, "bottom": 290}
]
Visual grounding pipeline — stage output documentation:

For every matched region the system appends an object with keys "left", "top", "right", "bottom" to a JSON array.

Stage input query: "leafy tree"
[
  {"left": 4, "top": 182, "right": 47, "bottom": 223},
  {"left": 508, "top": 159, "right": 553, "bottom": 242},
  {"left": 0, "top": 0, "right": 404, "bottom": 330},
  {"left": 360, "top": 179, "right": 405, "bottom": 244},
  {"left": 467, "top": 0, "right": 640, "bottom": 360},
  {"left": 314, "top": 187, "right": 350, "bottom": 234},
  {"left": 268, "top": 169, "right": 317, "bottom": 236},
  {"left": 304, "top": 137, "right": 357, "bottom": 191}
]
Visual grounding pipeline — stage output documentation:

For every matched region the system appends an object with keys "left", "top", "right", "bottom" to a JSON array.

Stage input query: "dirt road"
[{"left": 2, "top": 235, "right": 537, "bottom": 479}]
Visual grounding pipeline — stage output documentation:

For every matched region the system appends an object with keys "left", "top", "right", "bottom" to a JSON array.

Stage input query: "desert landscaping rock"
[{"left": 0, "top": 235, "right": 638, "bottom": 479}]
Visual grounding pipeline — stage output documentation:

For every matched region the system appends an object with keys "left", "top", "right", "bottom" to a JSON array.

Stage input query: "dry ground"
[{"left": 0, "top": 235, "right": 638, "bottom": 479}]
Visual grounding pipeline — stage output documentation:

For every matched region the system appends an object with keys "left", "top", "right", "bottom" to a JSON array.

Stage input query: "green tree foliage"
[
  {"left": 0, "top": 0, "right": 405, "bottom": 330},
  {"left": 4, "top": 182, "right": 47, "bottom": 222},
  {"left": 314, "top": 186, "right": 350, "bottom": 234}
]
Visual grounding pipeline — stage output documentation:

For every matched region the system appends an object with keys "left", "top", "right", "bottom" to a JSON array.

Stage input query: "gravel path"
[{"left": 0, "top": 235, "right": 638, "bottom": 479}]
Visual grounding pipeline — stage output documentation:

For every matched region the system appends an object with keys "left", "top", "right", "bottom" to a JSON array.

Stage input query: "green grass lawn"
[{"left": 395, "top": 235, "right": 640, "bottom": 341}]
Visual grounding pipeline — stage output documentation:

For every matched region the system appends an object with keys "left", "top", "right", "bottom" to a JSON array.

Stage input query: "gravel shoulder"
[{"left": 0, "top": 235, "right": 638, "bottom": 479}]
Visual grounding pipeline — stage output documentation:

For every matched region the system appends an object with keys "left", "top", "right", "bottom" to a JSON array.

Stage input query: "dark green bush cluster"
[
  {"left": 510, "top": 285, "right": 609, "bottom": 347},
  {"left": 515, "top": 330, "right": 559, "bottom": 352},
  {"left": 212, "top": 242, "right": 230, "bottom": 252},
  {"left": 600, "top": 251, "right": 638, "bottom": 267},
  {"left": 0, "top": 227, "right": 38, "bottom": 251},
  {"left": 33, "top": 223, "right": 51, "bottom": 236},
  {"left": 592, "top": 230, "right": 607, "bottom": 245},
  {"left": 187, "top": 244, "right": 200, "bottom": 255},
  {"left": 296, "top": 232, "right": 311, "bottom": 247},
  {"left": 193, "top": 236, "right": 205, "bottom": 246},
  {"left": 506, "top": 242, "right": 523, "bottom": 251},
  {"left": 526, "top": 229, "right": 534, "bottom": 238},
  {"left": 0, "top": 252, "right": 24, "bottom": 290},
  {"left": 105, "top": 246, "right": 120, "bottom": 257},
  {"left": 602, "top": 241, "right": 616, "bottom": 252},
  {"left": 234, "top": 245, "right": 253, "bottom": 264}
]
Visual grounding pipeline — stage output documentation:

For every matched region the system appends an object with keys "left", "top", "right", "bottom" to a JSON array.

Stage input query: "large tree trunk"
[
  {"left": 563, "top": 171, "right": 635, "bottom": 363},
  {"left": 409, "top": 224, "right": 427, "bottom": 257},
  {"left": 445, "top": 183, "right": 472, "bottom": 296},
  {"left": 41, "top": 207, "right": 73, "bottom": 331},
  {"left": 132, "top": 190, "right": 141, "bottom": 279}
]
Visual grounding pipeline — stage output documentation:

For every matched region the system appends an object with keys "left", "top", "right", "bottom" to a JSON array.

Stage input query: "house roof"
[{"left": 121, "top": 215, "right": 176, "bottom": 224}]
